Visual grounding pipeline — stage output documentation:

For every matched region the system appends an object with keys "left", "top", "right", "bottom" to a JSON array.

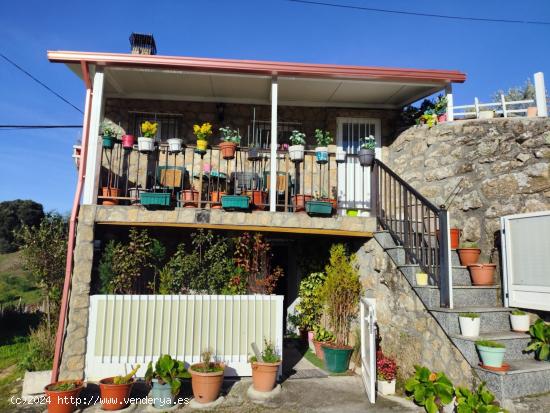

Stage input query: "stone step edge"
[
  {"left": 473, "top": 362, "right": 550, "bottom": 376},
  {"left": 449, "top": 332, "right": 530, "bottom": 342},
  {"left": 428, "top": 307, "right": 512, "bottom": 313},
  {"left": 414, "top": 285, "right": 500, "bottom": 290}
]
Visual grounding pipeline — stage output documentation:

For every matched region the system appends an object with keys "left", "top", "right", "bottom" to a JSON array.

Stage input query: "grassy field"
[
  {"left": 0, "top": 341, "right": 27, "bottom": 411},
  {"left": 0, "top": 252, "right": 41, "bottom": 306}
]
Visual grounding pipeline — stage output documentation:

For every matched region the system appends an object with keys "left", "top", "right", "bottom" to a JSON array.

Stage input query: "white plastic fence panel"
[
  {"left": 360, "top": 297, "right": 376, "bottom": 403},
  {"left": 85, "top": 295, "right": 284, "bottom": 380},
  {"left": 501, "top": 211, "right": 550, "bottom": 311}
]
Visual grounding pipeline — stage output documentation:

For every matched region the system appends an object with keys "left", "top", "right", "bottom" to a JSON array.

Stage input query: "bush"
[
  {"left": 19, "top": 322, "right": 54, "bottom": 371},
  {"left": 296, "top": 272, "right": 326, "bottom": 330}
]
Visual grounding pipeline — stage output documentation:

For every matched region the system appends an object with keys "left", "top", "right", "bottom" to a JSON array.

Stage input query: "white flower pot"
[
  {"left": 138, "top": 136, "right": 155, "bottom": 152},
  {"left": 289, "top": 144, "right": 305, "bottom": 162},
  {"left": 459, "top": 316, "right": 480, "bottom": 337},
  {"left": 167, "top": 138, "right": 183, "bottom": 153},
  {"left": 377, "top": 379, "right": 396, "bottom": 395},
  {"left": 510, "top": 314, "right": 530, "bottom": 332},
  {"left": 478, "top": 110, "right": 494, "bottom": 119},
  {"left": 335, "top": 149, "right": 347, "bottom": 163}
]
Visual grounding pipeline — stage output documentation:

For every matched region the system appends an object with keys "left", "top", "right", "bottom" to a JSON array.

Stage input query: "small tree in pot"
[
  {"left": 358, "top": 136, "right": 376, "bottom": 167},
  {"left": 250, "top": 339, "right": 282, "bottom": 392},
  {"left": 145, "top": 355, "right": 189, "bottom": 409},
  {"left": 319, "top": 244, "right": 362, "bottom": 373}
]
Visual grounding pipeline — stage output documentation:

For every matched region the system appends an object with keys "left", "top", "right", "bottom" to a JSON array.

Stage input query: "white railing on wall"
[
  {"left": 85, "top": 294, "right": 284, "bottom": 380},
  {"left": 447, "top": 72, "right": 548, "bottom": 121}
]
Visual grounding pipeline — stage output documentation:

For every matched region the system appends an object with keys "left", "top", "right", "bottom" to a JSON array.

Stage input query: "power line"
[
  {"left": 287, "top": 0, "right": 550, "bottom": 26},
  {"left": 0, "top": 53, "right": 83, "bottom": 114}
]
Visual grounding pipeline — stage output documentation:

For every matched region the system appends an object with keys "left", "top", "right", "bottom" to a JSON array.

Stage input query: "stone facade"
[
  {"left": 356, "top": 238, "right": 475, "bottom": 387},
  {"left": 385, "top": 118, "right": 550, "bottom": 260}
]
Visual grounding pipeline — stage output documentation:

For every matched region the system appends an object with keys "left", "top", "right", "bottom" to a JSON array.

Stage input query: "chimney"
[{"left": 129, "top": 33, "right": 157, "bottom": 55}]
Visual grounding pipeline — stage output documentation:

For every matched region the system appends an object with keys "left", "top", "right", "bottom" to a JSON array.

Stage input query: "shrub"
[
  {"left": 19, "top": 322, "right": 54, "bottom": 371},
  {"left": 296, "top": 272, "right": 326, "bottom": 331},
  {"left": 405, "top": 366, "right": 454, "bottom": 413},
  {"left": 376, "top": 350, "right": 397, "bottom": 382},
  {"left": 455, "top": 383, "right": 504, "bottom": 413}
]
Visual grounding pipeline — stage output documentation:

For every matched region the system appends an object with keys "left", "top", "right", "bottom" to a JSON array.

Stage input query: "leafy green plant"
[
  {"left": 193, "top": 348, "right": 224, "bottom": 373},
  {"left": 459, "top": 313, "right": 480, "bottom": 319},
  {"left": 525, "top": 319, "right": 550, "bottom": 361},
  {"left": 405, "top": 365, "right": 454, "bottom": 413},
  {"left": 113, "top": 364, "right": 140, "bottom": 385},
  {"left": 145, "top": 355, "right": 188, "bottom": 396},
  {"left": 511, "top": 309, "right": 527, "bottom": 316},
  {"left": 460, "top": 242, "right": 479, "bottom": 249},
  {"left": 219, "top": 127, "right": 241, "bottom": 144},
  {"left": 314, "top": 129, "right": 332, "bottom": 146},
  {"left": 296, "top": 272, "right": 327, "bottom": 331},
  {"left": 434, "top": 95, "right": 448, "bottom": 116},
  {"left": 47, "top": 382, "right": 79, "bottom": 391},
  {"left": 455, "top": 383, "right": 505, "bottom": 413},
  {"left": 360, "top": 136, "right": 376, "bottom": 150},
  {"left": 19, "top": 321, "right": 54, "bottom": 371},
  {"left": 313, "top": 325, "right": 334, "bottom": 342},
  {"left": 319, "top": 244, "right": 362, "bottom": 347},
  {"left": 289, "top": 130, "right": 306, "bottom": 146},
  {"left": 101, "top": 123, "right": 118, "bottom": 137},
  {"left": 250, "top": 338, "right": 281, "bottom": 363},
  {"left": 475, "top": 340, "right": 505, "bottom": 349}
]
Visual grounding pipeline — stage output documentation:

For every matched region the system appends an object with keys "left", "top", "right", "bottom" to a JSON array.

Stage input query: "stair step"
[
  {"left": 374, "top": 231, "right": 395, "bottom": 249},
  {"left": 430, "top": 307, "right": 513, "bottom": 335},
  {"left": 474, "top": 359, "right": 550, "bottom": 400},
  {"left": 450, "top": 331, "right": 532, "bottom": 366},
  {"left": 414, "top": 285, "right": 501, "bottom": 308},
  {"left": 399, "top": 264, "right": 473, "bottom": 286}
]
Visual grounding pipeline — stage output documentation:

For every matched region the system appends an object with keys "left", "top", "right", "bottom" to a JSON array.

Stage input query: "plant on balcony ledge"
[
  {"left": 167, "top": 136, "right": 184, "bottom": 153},
  {"left": 101, "top": 122, "right": 118, "bottom": 149},
  {"left": 181, "top": 186, "right": 199, "bottom": 208},
  {"left": 194, "top": 122, "right": 212, "bottom": 153},
  {"left": 138, "top": 121, "right": 157, "bottom": 152},
  {"left": 288, "top": 130, "right": 306, "bottom": 162},
  {"left": 306, "top": 192, "right": 333, "bottom": 217},
  {"left": 314, "top": 129, "right": 332, "bottom": 164},
  {"left": 221, "top": 194, "right": 250, "bottom": 211},
  {"left": 358, "top": 135, "right": 375, "bottom": 167},
  {"left": 219, "top": 127, "right": 241, "bottom": 159}
]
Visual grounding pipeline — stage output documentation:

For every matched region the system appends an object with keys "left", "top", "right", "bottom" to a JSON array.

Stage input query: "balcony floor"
[{"left": 86, "top": 205, "right": 375, "bottom": 237}]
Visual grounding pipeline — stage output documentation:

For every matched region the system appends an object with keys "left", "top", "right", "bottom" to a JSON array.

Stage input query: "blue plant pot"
[
  {"left": 103, "top": 135, "right": 115, "bottom": 149},
  {"left": 477, "top": 344, "right": 506, "bottom": 368},
  {"left": 151, "top": 380, "right": 174, "bottom": 409},
  {"left": 315, "top": 148, "right": 328, "bottom": 164}
]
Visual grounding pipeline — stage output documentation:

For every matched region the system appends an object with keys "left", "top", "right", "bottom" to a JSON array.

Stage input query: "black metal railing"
[{"left": 370, "top": 159, "right": 451, "bottom": 308}]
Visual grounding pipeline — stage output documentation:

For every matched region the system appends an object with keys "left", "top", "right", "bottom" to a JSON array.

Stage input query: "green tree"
[
  {"left": 0, "top": 200, "right": 44, "bottom": 253},
  {"left": 492, "top": 78, "right": 539, "bottom": 109}
]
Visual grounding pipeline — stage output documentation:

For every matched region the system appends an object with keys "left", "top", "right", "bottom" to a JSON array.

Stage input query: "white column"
[
  {"left": 534, "top": 72, "right": 548, "bottom": 117},
  {"left": 445, "top": 84, "right": 454, "bottom": 122},
  {"left": 82, "top": 68, "right": 105, "bottom": 204},
  {"left": 269, "top": 76, "right": 278, "bottom": 212},
  {"left": 500, "top": 94, "right": 508, "bottom": 118}
]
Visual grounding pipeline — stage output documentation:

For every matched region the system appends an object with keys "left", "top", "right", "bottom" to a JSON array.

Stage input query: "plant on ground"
[
  {"left": 459, "top": 313, "right": 480, "bottom": 319},
  {"left": 296, "top": 272, "right": 326, "bottom": 331},
  {"left": 376, "top": 350, "right": 398, "bottom": 382},
  {"left": 193, "top": 348, "right": 224, "bottom": 373},
  {"left": 319, "top": 244, "right": 362, "bottom": 347},
  {"left": 219, "top": 127, "right": 241, "bottom": 144},
  {"left": 220, "top": 266, "right": 248, "bottom": 295},
  {"left": 250, "top": 338, "right": 281, "bottom": 363},
  {"left": 405, "top": 365, "right": 454, "bottom": 413},
  {"left": 289, "top": 130, "right": 306, "bottom": 146},
  {"left": 359, "top": 136, "right": 376, "bottom": 151},
  {"left": 525, "top": 319, "right": 550, "bottom": 361},
  {"left": 313, "top": 325, "right": 334, "bottom": 342},
  {"left": 455, "top": 382, "right": 505, "bottom": 413},
  {"left": 193, "top": 122, "right": 212, "bottom": 141},
  {"left": 145, "top": 355, "right": 188, "bottom": 396},
  {"left": 475, "top": 340, "right": 505, "bottom": 349},
  {"left": 113, "top": 364, "right": 140, "bottom": 385},
  {"left": 19, "top": 321, "right": 55, "bottom": 371},
  {"left": 314, "top": 129, "right": 332, "bottom": 146}
]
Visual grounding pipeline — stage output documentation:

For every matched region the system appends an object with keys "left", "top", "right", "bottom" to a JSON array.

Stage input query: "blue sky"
[{"left": 1, "top": 0, "right": 549, "bottom": 212}]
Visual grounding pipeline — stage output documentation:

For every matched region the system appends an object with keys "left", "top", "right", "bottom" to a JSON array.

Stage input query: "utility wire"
[
  {"left": 0, "top": 53, "right": 83, "bottom": 114},
  {"left": 287, "top": 0, "right": 550, "bottom": 26}
]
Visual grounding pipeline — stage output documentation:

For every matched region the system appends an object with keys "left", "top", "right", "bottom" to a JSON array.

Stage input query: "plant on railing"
[
  {"left": 219, "top": 127, "right": 241, "bottom": 144},
  {"left": 360, "top": 136, "right": 376, "bottom": 150},
  {"left": 193, "top": 122, "right": 212, "bottom": 152},
  {"left": 455, "top": 383, "right": 505, "bottom": 413},
  {"left": 314, "top": 129, "right": 332, "bottom": 146},
  {"left": 358, "top": 136, "right": 376, "bottom": 167},
  {"left": 524, "top": 319, "right": 550, "bottom": 361},
  {"left": 405, "top": 366, "right": 454, "bottom": 413},
  {"left": 101, "top": 122, "right": 119, "bottom": 148},
  {"left": 296, "top": 272, "right": 327, "bottom": 331},
  {"left": 289, "top": 130, "right": 306, "bottom": 145},
  {"left": 141, "top": 121, "right": 158, "bottom": 137}
]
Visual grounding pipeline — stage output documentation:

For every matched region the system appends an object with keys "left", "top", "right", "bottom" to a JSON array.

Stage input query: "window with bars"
[
  {"left": 341, "top": 122, "right": 376, "bottom": 154},
  {"left": 129, "top": 112, "right": 183, "bottom": 141}
]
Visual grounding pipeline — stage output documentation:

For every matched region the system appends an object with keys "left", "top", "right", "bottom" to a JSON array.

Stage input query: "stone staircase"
[{"left": 375, "top": 230, "right": 550, "bottom": 401}]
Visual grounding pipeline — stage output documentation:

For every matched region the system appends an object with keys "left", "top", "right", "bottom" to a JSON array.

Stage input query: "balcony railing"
[{"left": 97, "top": 139, "right": 372, "bottom": 214}]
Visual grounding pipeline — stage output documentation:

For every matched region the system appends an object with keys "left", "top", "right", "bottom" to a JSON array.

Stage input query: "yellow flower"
[
  {"left": 428, "top": 372, "right": 437, "bottom": 382},
  {"left": 193, "top": 122, "right": 213, "bottom": 141},
  {"left": 141, "top": 121, "right": 158, "bottom": 137}
]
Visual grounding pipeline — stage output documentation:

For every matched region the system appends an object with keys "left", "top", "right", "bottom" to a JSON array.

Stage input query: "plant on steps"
[
  {"left": 455, "top": 382, "right": 505, "bottom": 413},
  {"left": 525, "top": 319, "right": 550, "bottom": 361},
  {"left": 476, "top": 340, "right": 506, "bottom": 368},
  {"left": 458, "top": 312, "right": 481, "bottom": 337},
  {"left": 510, "top": 309, "right": 530, "bottom": 332},
  {"left": 405, "top": 365, "right": 454, "bottom": 413}
]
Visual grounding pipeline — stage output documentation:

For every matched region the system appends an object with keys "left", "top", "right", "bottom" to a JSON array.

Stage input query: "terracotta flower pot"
[
  {"left": 437, "top": 113, "right": 447, "bottom": 123},
  {"left": 245, "top": 190, "right": 267, "bottom": 210},
  {"left": 181, "top": 189, "right": 199, "bottom": 208},
  {"left": 99, "top": 377, "right": 133, "bottom": 411},
  {"left": 436, "top": 228, "right": 461, "bottom": 249},
  {"left": 44, "top": 381, "right": 83, "bottom": 413},
  {"left": 293, "top": 194, "right": 312, "bottom": 212},
  {"left": 102, "top": 187, "right": 120, "bottom": 205},
  {"left": 210, "top": 191, "right": 226, "bottom": 209},
  {"left": 458, "top": 248, "right": 481, "bottom": 266},
  {"left": 468, "top": 263, "right": 496, "bottom": 285},
  {"left": 219, "top": 141, "right": 237, "bottom": 159},
  {"left": 312, "top": 340, "right": 327, "bottom": 360},
  {"left": 251, "top": 361, "right": 281, "bottom": 392},
  {"left": 189, "top": 363, "right": 225, "bottom": 404}
]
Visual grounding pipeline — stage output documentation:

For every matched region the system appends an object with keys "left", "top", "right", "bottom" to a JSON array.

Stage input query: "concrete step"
[
  {"left": 374, "top": 231, "right": 395, "bottom": 249},
  {"left": 399, "top": 264, "right": 472, "bottom": 286},
  {"left": 414, "top": 285, "right": 501, "bottom": 308},
  {"left": 474, "top": 359, "right": 550, "bottom": 400},
  {"left": 450, "top": 331, "right": 532, "bottom": 366},
  {"left": 430, "top": 307, "right": 513, "bottom": 335}
]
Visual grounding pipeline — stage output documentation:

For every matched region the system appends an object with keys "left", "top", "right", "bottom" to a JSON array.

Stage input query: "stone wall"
[
  {"left": 385, "top": 118, "right": 550, "bottom": 260},
  {"left": 356, "top": 238, "right": 475, "bottom": 387}
]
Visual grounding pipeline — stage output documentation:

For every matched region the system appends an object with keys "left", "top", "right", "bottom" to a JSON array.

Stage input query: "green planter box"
[
  {"left": 221, "top": 195, "right": 250, "bottom": 211},
  {"left": 140, "top": 192, "right": 171, "bottom": 206},
  {"left": 306, "top": 201, "right": 333, "bottom": 216}
]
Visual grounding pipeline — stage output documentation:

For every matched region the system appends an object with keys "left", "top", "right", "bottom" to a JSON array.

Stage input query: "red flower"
[{"left": 376, "top": 350, "right": 398, "bottom": 382}]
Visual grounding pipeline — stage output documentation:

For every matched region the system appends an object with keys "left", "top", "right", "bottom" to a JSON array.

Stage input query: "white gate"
[
  {"left": 501, "top": 211, "right": 550, "bottom": 311},
  {"left": 360, "top": 297, "right": 377, "bottom": 403},
  {"left": 85, "top": 294, "right": 284, "bottom": 380}
]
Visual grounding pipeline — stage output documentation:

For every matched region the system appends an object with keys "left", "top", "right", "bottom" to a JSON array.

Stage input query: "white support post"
[
  {"left": 474, "top": 97, "right": 480, "bottom": 118},
  {"left": 82, "top": 68, "right": 105, "bottom": 205},
  {"left": 269, "top": 76, "right": 278, "bottom": 212},
  {"left": 500, "top": 94, "right": 508, "bottom": 118},
  {"left": 534, "top": 72, "right": 548, "bottom": 117},
  {"left": 445, "top": 84, "right": 454, "bottom": 122}
]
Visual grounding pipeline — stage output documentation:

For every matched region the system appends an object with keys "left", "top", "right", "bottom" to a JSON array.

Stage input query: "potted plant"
[
  {"left": 292, "top": 194, "right": 312, "bottom": 212},
  {"left": 144, "top": 354, "right": 188, "bottom": 409},
  {"left": 435, "top": 227, "right": 461, "bottom": 249},
  {"left": 167, "top": 137, "right": 183, "bottom": 153},
  {"left": 358, "top": 136, "right": 376, "bottom": 167},
  {"left": 296, "top": 272, "right": 326, "bottom": 350},
  {"left": 457, "top": 242, "right": 481, "bottom": 266},
  {"left": 306, "top": 192, "right": 333, "bottom": 216},
  {"left": 335, "top": 148, "right": 347, "bottom": 163},
  {"left": 219, "top": 127, "right": 241, "bottom": 159},
  {"left": 245, "top": 189, "right": 268, "bottom": 210},
  {"left": 468, "top": 263, "right": 496, "bottom": 285},
  {"left": 193, "top": 122, "right": 212, "bottom": 153},
  {"left": 418, "top": 112, "right": 438, "bottom": 128},
  {"left": 210, "top": 190, "right": 226, "bottom": 209},
  {"left": 189, "top": 349, "right": 225, "bottom": 404},
  {"left": 221, "top": 194, "right": 250, "bottom": 211},
  {"left": 434, "top": 95, "right": 448, "bottom": 123},
  {"left": 416, "top": 272, "right": 428, "bottom": 286},
  {"left": 102, "top": 123, "right": 118, "bottom": 149},
  {"left": 121, "top": 134, "right": 135, "bottom": 150},
  {"left": 476, "top": 340, "right": 506, "bottom": 368},
  {"left": 314, "top": 129, "right": 332, "bottom": 164},
  {"left": 138, "top": 121, "right": 157, "bottom": 152},
  {"left": 288, "top": 130, "right": 306, "bottom": 162},
  {"left": 459, "top": 313, "right": 481, "bottom": 337},
  {"left": 524, "top": 319, "right": 550, "bottom": 361},
  {"left": 101, "top": 186, "right": 120, "bottom": 205},
  {"left": 320, "top": 244, "right": 362, "bottom": 373},
  {"left": 99, "top": 364, "right": 140, "bottom": 411},
  {"left": 455, "top": 383, "right": 504, "bottom": 413},
  {"left": 250, "top": 339, "right": 281, "bottom": 392},
  {"left": 376, "top": 350, "right": 398, "bottom": 395},
  {"left": 312, "top": 325, "right": 334, "bottom": 360},
  {"left": 510, "top": 309, "right": 530, "bottom": 332},
  {"left": 44, "top": 380, "right": 84, "bottom": 413},
  {"left": 405, "top": 366, "right": 454, "bottom": 413},
  {"left": 181, "top": 187, "right": 199, "bottom": 208}
]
